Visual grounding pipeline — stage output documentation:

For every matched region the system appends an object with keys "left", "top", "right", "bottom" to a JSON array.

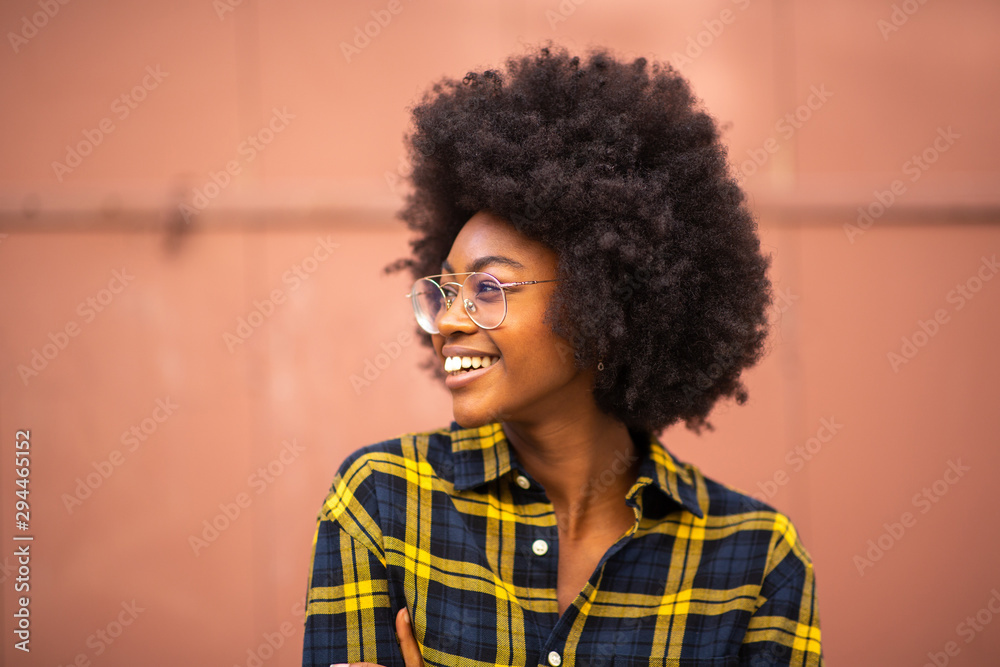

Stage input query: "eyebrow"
[{"left": 441, "top": 255, "right": 526, "bottom": 274}]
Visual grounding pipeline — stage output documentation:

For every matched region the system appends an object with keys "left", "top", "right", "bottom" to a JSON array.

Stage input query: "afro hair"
[{"left": 387, "top": 43, "right": 773, "bottom": 434}]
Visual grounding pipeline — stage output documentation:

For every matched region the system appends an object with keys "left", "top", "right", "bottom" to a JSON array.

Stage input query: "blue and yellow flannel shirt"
[{"left": 303, "top": 421, "right": 822, "bottom": 666}]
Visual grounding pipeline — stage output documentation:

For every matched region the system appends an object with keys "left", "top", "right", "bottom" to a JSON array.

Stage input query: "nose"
[{"left": 436, "top": 286, "right": 479, "bottom": 336}]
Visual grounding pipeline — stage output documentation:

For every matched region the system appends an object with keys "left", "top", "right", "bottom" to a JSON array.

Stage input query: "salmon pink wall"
[{"left": 2, "top": 1, "right": 999, "bottom": 665}]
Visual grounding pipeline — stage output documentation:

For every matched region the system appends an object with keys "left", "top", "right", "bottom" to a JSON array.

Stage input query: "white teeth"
[{"left": 443, "top": 355, "right": 498, "bottom": 373}]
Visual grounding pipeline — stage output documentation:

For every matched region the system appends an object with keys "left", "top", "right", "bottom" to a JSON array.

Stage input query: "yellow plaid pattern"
[{"left": 303, "top": 422, "right": 823, "bottom": 665}]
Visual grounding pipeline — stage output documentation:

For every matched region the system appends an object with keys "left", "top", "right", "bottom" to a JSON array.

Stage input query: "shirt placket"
[
  {"left": 509, "top": 469, "right": 563, "bottom": 662},
  {"left": 510, "top": 469, "right": 646, "bottom": 667}
]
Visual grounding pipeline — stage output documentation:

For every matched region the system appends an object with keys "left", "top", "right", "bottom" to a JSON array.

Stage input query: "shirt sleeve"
[
  {"left": 302, "top": 456, "right": 406, "bottom": 667},
  {"left": 738, "top": 514, "right": 823, "bottom": 666}
]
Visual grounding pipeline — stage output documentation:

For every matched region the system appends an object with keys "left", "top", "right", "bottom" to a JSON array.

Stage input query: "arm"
[
  {"left": 738, "top": 516, "right": 823, "bottom": 666},
  {"left": 303, "top": 459, "right": 414, "bottom": 667},
  {"left": 329, "top": 609, "right": 424, "bottom": 667}
]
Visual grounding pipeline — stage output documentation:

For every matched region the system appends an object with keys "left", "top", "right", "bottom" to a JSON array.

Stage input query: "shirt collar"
[{"left": 447, "top": 421, "right": 704, "bottom": 519}]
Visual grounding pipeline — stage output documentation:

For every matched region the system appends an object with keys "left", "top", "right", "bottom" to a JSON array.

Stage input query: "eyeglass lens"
[{"left": 411, "top": 273, "right": 506, "bottom": 333}]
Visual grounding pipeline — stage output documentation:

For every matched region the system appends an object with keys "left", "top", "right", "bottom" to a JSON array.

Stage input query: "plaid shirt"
[{"left": 303, "top": 421, "right": 822, "bottom": 666}]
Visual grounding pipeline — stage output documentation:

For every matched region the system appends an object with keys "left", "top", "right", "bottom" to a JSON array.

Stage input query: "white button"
[
  {"left": 532, "top": 539, "right": 549, "bottom": 556},
  {"left": 547, "top": 650, "right": 562, "bottom": 666},
  {"left": 515, "top": 475, "right": 531, "bottom": 489}
]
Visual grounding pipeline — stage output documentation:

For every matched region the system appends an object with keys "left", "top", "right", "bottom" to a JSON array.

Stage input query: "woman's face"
[{"left": 431, "top": 210, "right": 593, "bottom": 428}]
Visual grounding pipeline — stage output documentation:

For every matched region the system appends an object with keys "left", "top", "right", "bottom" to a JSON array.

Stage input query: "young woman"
[{"left": 303, "top": 44, "right": 823, "bottom": 667}]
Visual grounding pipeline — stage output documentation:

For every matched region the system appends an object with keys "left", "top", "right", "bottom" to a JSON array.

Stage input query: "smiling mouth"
[{"left": 444, "top": 355, "right": 500, "bottom": 375}]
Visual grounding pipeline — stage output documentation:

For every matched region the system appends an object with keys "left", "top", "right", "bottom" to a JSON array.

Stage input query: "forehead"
[{"left": 443, "top": 211, "right": 558, "bottom": 274}]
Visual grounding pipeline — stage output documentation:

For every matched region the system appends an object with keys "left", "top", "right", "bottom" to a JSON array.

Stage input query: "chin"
[
  {"left": 451, "top": 410, "right": 496, "bottom": 429},
  {"left": 451, "top": 401, "right": 512, "bottom": 429}
]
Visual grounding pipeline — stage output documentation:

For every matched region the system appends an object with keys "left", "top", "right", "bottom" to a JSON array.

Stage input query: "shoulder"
[
  {"left": 315, "top": 425, "right": 455, "bottom": 541},
  {"left": 677, "top": 459, "right": 815, "bottom": 573},
  {"left": 693, "top": 465, "right": 785, "bottom": 519},
  {"left": 330, "top": 424, "right": 456, "bottom": 494}
]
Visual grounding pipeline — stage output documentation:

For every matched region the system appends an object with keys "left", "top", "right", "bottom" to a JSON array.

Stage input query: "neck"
[{"left": 502, "top": 409, "right": 642, "bottom": 540}]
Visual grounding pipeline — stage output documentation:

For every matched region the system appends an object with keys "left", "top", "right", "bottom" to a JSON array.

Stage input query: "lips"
[{"left": 443, "top": 357, "right": 500, "bottom": 389}]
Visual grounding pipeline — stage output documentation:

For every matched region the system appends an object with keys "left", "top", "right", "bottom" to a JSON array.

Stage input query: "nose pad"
[{"left": 436, "top": 290, "right": 478, "bottom": 334}]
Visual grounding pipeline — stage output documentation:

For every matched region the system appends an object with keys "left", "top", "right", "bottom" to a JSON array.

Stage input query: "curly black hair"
[{"left": 386, "top": 43, "right": 773, "bottom": 434}]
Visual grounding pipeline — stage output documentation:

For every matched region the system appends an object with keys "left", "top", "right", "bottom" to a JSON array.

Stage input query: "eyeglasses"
[{"left": 405, "top": 272, "right": 560, "bottom": 334}]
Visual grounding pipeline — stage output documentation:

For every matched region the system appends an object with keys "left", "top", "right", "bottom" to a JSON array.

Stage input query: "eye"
[
  {"left": 442, "top": 284, "right": 460, "bottom": 299},
  {"left": 473, "top": 277, "right": 504, "bottom": 302}
]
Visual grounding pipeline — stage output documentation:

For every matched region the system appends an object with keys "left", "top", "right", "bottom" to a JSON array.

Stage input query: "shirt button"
[
  {"left": 532, "top": 539, "right": 549, "bottom": 556},
  {"left": 547, "top": 650, "right": 562, "bottom": 666},
  {"left": 515, "top": 474, "right": 531, "bottom": 489}
]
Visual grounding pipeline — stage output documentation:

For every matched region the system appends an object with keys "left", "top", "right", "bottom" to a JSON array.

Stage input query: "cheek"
[
  {"left": 524, "top": 311, "right": 575, "bottom": 370},
  {"left": 496, "top": 322, "right": 574, "bottom": 381},
  {"left": 541, "top": 335, "right": 578, "bottom": 377}
]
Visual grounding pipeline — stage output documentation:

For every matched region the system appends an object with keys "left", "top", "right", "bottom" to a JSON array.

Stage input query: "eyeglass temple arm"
[{"left": 496, "top": 279, "right": 561, "bottom": 288}]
